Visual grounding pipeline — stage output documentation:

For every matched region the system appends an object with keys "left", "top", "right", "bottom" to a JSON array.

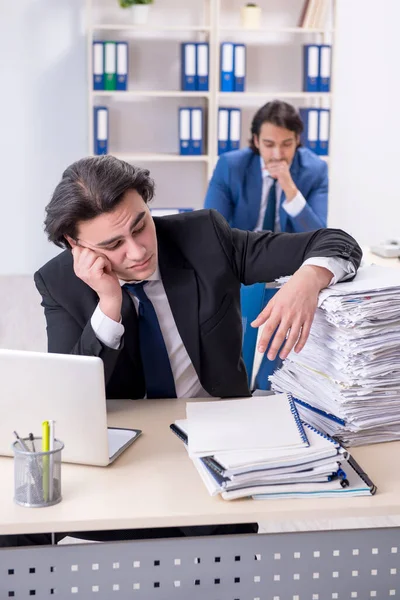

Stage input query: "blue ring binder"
[{"left": 302, "top": 420, "right": 340, "bottom": 446}]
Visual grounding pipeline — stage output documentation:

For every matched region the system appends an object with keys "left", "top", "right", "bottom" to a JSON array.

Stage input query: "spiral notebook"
[{"left": 186, "top": 393, "right": 308, "bottom": 458}]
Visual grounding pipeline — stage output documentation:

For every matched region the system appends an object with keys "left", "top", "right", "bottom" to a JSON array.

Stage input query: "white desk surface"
[
  {"left": 0, "top": 398, "right": 400, "bottom": 536},
  {"left": 363, "top": 248, "right": 400, "bottom": 268}
]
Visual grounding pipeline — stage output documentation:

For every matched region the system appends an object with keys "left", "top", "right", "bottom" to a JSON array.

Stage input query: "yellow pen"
[{"left": 42, "top": 420, "right": 50, "bottom": 502}]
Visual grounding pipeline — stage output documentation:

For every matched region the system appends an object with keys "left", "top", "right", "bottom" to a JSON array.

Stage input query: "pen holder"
[{"left": 13, "top": 438, "right": 64, "bottom": 508}]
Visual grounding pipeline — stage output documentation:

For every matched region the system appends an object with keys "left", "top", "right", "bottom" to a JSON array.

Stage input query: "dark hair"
[
  {"left": 249, "top": 100, "right": 304, "bottom": 154},
  {"left": 44, "top": 155, "right": 155, "bottom": 248}
]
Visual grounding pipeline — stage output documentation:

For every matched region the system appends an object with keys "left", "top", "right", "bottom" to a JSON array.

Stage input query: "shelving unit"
[
  {"left": 112, "top": 152, "right": 210, "bottom": 162},
  {"left": 87, "top": 0, "right": 335, "bottom": 209},
  {"left": 92, "top": 91, "right": 211, "bottom": 98}
]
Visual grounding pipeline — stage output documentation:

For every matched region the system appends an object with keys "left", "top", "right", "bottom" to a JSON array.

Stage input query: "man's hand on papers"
[{"left": 251, "top": 265, "right": 333, "bottom": 360}]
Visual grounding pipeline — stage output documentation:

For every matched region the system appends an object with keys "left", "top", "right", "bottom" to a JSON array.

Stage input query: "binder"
[
  {"left": 299, "top": 107, "right": 319, "bottom": 153},
  {"left": 228, "top": 108, "right": 241, "bottom": 151},
  {"left": 190, "top": 107, "right": 203, "bottom": 155},
  {"left": 179, "top": 107, "right": 191, "bottom": 155},
  {"left": 93, "top": 107, "right": 108, "bottom": 155},
  {"left": 92, "top": 41, "right": 104, "bottom": 91},
  {"left": 181, "top": 43, "right": 196, "bottom": 91},
  {"left": 116, "top": 41, "right": 128, "bottom": 91},
  {"left": 317, "top": 108, "right": 330, "bottom": 156},
  {"left": 104, "top": 41, "right": 117, "bottom": 91},
  {"left": 220, "top": 42, "right": 234, "bottom": 92},
  {"left": 294, "top": 398, "right": 346, "bottom": 427},
  {"left": 303, "top": 44, "right": 319, "bottom": 92},
  {"left": 218, "top": 107, "right": 230, "bottom": 155},
  {"left": 319, "top": 44, "right": 331, "bottom": 92},
  {"left": 196, "top": 43, "right": 209, "bottom": 91},
  {"left": 233, "top": 44, "right": 246, "bottom": 92}
]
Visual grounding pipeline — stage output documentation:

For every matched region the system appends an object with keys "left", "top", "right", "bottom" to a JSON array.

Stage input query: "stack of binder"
[
  {"left": 170, "top": 394, "right": 376, "bottom": 500},
  {"left": 303, "top": 44, "right": 331, "bottom": 92},
  {"left": 181, "top": 43, "right": 209, "bottom": 91},
  {"left": 299, "top": 107, "right": 330, "bottom": 156},
  {"left": 218, "top": 107, "right": 241, "bottom": 155},
  {"left": 270, "top": 265, "right": 400, "bottom": 447},
  {"left": 93, "top": 41, "right": 129, "bottom": 91},
  {"left": 179, "top": 107, "right": 204, "bottom": 155},
  {"left": 220, "top": 42, "right": 246, "bottom": 92}
]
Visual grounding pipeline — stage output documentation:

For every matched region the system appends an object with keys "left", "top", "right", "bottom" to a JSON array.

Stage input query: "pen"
[
  {"left": 13, "top": 431, "right": 33, "bottom": 505},
  {"left": 13, "top": 431, "right": 30, "bottom": 452},
  {"left": 28, "top": 433, "right": 36, "bottom": 453}
]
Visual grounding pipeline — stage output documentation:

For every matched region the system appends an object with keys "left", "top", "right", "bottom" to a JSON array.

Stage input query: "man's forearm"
[{"left": 299, "top": 264, "right": 333, "bottom": 291}]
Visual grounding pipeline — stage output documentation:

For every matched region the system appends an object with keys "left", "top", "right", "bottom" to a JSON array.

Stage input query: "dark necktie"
[
  {"left": 262, "top": 178, "right": 277, "bottom": 231},
  {"left": 123, "top": 281, "right": 177, "bottom": 399}
]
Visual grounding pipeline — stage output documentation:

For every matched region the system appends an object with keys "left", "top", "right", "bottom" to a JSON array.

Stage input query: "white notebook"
[
  {"left": 212, "top": 422, "right": 340, "bottom": 475},
  {"left": 186, "top": 393, "right": 308, "bottom": 458}
]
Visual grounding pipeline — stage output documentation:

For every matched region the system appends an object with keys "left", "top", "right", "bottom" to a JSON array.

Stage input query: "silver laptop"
[{"left": 0, "top": 349, "right": 141, "bottom": 466}]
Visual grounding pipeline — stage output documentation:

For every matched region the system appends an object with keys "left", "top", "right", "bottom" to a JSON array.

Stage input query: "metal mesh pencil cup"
[{"left": 13, "top": 438, "right": 64, "bottom": 508}]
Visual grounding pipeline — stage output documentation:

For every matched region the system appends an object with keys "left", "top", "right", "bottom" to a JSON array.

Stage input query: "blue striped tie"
[
  {"left": 262, "top": 178, "right": 277, "bottom": 231},
  {"left": 123, "top": 282, "right": 177, "bottom": 399}
]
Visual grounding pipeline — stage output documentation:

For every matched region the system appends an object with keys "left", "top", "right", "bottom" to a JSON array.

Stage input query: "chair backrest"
[{"left": 240, "top": 282, "right": 267, "bottom": 384}]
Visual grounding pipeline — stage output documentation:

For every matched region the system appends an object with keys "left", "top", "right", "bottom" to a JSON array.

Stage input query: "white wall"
[
  {"left": 2, "top": 0, "right": 399, "bottom": 274},
  {"left": 0, "top": 0, "right": 87, "bottom": 275},
  {"left": 329, "top": 0, "right": 400, "bottom": 245}
]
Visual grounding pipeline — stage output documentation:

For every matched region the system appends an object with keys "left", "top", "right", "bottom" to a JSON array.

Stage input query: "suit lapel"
[
  {"left": 244, "top": 153, "right": 263, "bottom": 230},
  {"left": 157, "top": 232, "right": 201, "bottom": 378}
]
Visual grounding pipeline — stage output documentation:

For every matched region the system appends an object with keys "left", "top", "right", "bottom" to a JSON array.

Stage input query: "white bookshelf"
[
  {"left": 87, "top": 0, "right": 335, "bottom": 208},
  {"left": 92, "top": 91, "right": 211, "bottom": 98},
  {"left": 93, "top": 25, "right": 212, "bottom": 31},
  {"left": 112, "top": 152, "right": 210, "bottom": 162}
]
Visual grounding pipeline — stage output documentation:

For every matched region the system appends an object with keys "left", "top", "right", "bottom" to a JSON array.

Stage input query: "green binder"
[{"left": 104, "top": 41, "right": 116, "bottom": 91}]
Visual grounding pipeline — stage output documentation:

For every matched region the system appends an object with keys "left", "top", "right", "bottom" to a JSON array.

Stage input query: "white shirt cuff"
[
  {"left": 91, "top": 304, "right": 125, "bottom": 350},
  {"left": 302, "top": 257, "right": 356, "bottom": 286},
  {"left": 282, "top": 191, "right": 307, "bottom": 217}
]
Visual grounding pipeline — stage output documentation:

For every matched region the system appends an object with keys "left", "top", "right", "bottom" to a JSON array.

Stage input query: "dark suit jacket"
[
  {"left": 204, "top": 147, "right": 328, "bottom": 232},
  {"left": 34, "top": 209, "right": 362, "bottom": 399}
]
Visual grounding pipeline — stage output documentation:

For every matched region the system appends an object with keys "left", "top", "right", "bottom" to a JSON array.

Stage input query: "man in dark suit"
[
  {"left": 204, "top": 100, "right": 327, "bottom": 233},
  {"left": 1, "top": 155, "right": 360, "bottom": 547},
  {"left": 34, "top": 156, "right": 360, "bottom": 403}
]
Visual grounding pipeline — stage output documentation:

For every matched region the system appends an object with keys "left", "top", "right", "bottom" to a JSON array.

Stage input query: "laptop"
[{"left": 0, "top": 349, "right": 141, "bottom": 466}]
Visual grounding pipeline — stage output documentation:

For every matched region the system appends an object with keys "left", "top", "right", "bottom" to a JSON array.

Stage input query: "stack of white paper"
[
  {"left": 170, "top": 394, "right": 375, "bottom": 500},
  {"left": 270, "top": 265, "right": 400, "bottom": 446}
]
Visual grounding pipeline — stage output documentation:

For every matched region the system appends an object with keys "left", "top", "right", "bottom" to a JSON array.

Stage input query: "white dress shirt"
[
  {"left": 91, "top": 257, "right": 355, "bottom": 398},
  {"left": 91, "top": 266, "right": 210, "bottom": 399},
  {"left": 255, "top": 156, "right": 307, "bottom": 232}
]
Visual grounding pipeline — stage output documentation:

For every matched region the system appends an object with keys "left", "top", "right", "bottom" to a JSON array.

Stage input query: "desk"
[
  {"left": 363, "top": 247, "right": 400, "bottom": 268},
  {"left": 1, "top": 399, "right": 400, "bottom": 599}
]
